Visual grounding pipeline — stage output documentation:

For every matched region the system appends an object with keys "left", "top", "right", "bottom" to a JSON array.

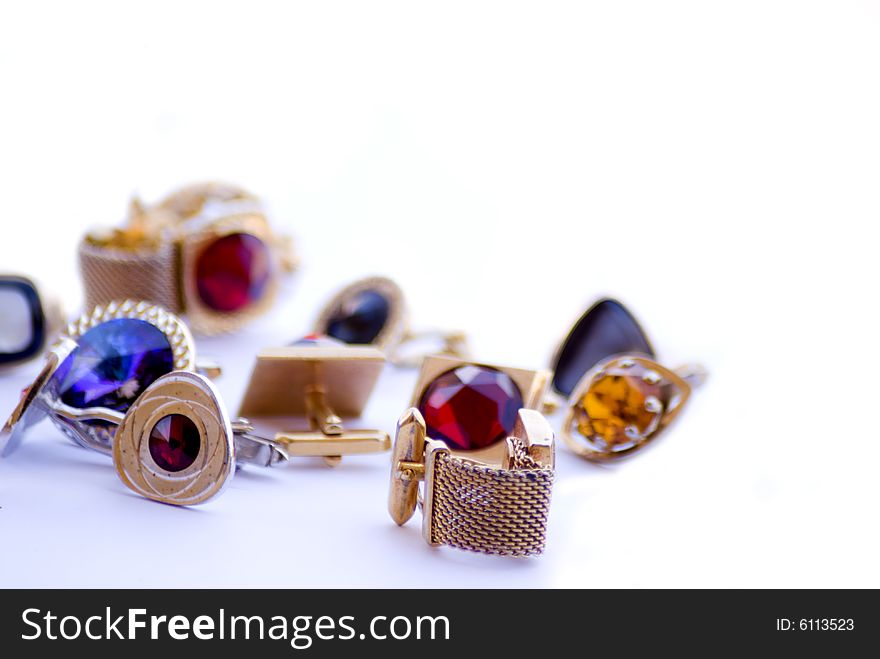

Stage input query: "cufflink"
[
  {"left": 549, "top": 298, "right": 707, "bottom": 460},
  {"left": 113, "top": 370, "right": 286, "bottom": 505},
  {"left": 311, "top": 276, "right": 470, "bottom": 367},
  {"left": 0, "top": 300, "right": 222, "bottom": 457},
  {"left": 0, "top": 274, "right": 63, "bottom": 370},
  {"left": 0, "top": 299, "right": 287, "bottom": 505},
  {"left": 239, "top": 337, "right": 391, "bottom": 467},
  {"left": 78, "top": 182, "right": 297, "bottom": 334},
  {"left": 112, "top": 337, "right": 394, "bottom": 504},
  {"left": 388, "top": 355, "right": 555, "bottom": 557}
]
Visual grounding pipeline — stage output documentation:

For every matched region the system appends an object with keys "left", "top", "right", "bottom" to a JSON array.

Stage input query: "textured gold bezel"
[
  {"left": 312, "top": 276, "right": 407, "bottom": 350},
  {"left": 65, "top": 300, "right": 195, "bottom": 372},
  {"left": 561, "top": 354, "right": 691, "bottom": 461},
  {"left": 179, "top": 214, "right": 281, "bottom": 335},
  {"left": 113, "top": 371, "right": 234, "bottom": 505}
]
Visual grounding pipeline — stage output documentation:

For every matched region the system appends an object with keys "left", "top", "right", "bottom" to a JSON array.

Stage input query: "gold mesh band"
[
  {"left": 78, "top": 240, "right": 182, "bottom": 313},
  {"left": 428, "top": 440, "right": 554, "bottom": 556}
]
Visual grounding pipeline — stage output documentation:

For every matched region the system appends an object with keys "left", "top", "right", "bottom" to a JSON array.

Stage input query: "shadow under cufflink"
[
  {"left": 548, "top": 297, "right": 707, "bottom": 461},
  {"left": 387, "top": 355, "right": 555, "bottom": 557},
  {"left": 310, "top": 275, "right": 471, "bottom": 368},
  {"left": 238, "top": 340, "right": 391, "bottom": 467}
]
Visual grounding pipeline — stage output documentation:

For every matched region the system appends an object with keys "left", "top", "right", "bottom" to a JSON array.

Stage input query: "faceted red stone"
[
  {"left": 195, "top": 233, "right": 271, "bottom": 312},
  {"left": 148, "top": 414, "right": 201, "bottom": 472},
  {"left": 417, "top": 365, "right": 523, "bottom": 451}
]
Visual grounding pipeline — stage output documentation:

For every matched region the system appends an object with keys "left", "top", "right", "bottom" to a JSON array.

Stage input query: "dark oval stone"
[
  {"left": 52, "top": 318, "right": 175, "bottom": 412},
  {"left": 196, "top": 233, "right": 271, "bottom": 312},
  {"left": 325, "top": 289, "right": 390, "bottom": 344},
  {"left": 418, "top": 364, "right": 523, "bottom": 451},
  {"left": 551, "top": 298, "right": 655, "bottom": 397},
  {"left": 148, "top": 413, "right": 201, "bottom": 472}
]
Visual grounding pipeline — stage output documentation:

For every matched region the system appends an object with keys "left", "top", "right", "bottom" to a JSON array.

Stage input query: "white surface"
[{"left": 0, "top": 1, "right": 878, "bottom": 588}]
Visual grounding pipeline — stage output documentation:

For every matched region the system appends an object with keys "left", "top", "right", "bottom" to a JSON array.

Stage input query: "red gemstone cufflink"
[
  {"left": 549, "top": 298, "right": 706, "bottom": 460},
  {"left": 311, "top": 276, "right": 471, "bottom": 367},
  {"left": 78, "top": 182, "right": 297, "bottom": 334},
  {"left": 388, "top": 355, "right": 555, "bottom": 557}
]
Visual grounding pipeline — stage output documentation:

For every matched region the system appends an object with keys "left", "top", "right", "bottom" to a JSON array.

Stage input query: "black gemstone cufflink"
[
  {"left": 311, "top": 276, "right": 471, "bottom": 367},
  {"left": 0, "top": 274, "right": 63, "bottom": 370},
  {"left": 549, "top": 298, "right": 706, "bottom": 460}
]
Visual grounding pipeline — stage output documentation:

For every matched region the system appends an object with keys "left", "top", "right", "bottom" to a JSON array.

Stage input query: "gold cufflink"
[
  {"left": 388, "top": 355, "right": 555, "bottom": 556},
  {"left": 113, "top": 339, "right": 393, "bottom": 504},
  {"left": 0, "top": 273, "right": 64, "bottom": 371},
  {"left": 79, "top": 182, "right": 298, "bottom": 335},
  {"left": 548, "top": 298, "right": 707, "bottom": 461},
  {"left": 239, "top": 339, "right": 391, "bottom": 467},
  {"left": 0, "top": 301, "right": 277, "bottom": 506},
  {"left": 311, "top": 276, "right": 470, "bottom": 367}
]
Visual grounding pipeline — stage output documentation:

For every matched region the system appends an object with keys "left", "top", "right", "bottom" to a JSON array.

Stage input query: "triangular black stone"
[{"left": 551, "top": 298, "right": 655, "bottom": 397}]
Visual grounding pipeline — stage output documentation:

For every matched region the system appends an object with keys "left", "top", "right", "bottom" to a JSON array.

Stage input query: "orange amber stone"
[{"left": 574, "top": 361, "right": 664, "bottom": 450}]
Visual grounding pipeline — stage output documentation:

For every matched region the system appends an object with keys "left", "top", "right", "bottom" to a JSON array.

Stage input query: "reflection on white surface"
[{"left": 0, "top": 287, "right": 33, "bottom": 354}]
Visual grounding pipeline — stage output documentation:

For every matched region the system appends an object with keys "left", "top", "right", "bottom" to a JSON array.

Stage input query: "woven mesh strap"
[
  {"left": 429, "top": 440, "right": 554, "bottom": 556},
  {"left": 78, "top": 240, "right": 182, "bottom": 313}
]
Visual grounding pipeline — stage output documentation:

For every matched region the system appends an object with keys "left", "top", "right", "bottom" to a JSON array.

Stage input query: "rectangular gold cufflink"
[{"left": 239, "top": 345, "right": 391, "bottom": 466}]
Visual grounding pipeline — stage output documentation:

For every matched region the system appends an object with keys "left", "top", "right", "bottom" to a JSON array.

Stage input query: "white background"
[{"left": 0, "top": 1, "right": 878, "bottom": 588}]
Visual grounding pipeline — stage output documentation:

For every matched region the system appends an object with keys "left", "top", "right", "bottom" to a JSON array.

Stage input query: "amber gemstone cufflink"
[
  {"left": 312, "top": 276, "right": 470, "bottom": 367},
  {"left": 0, "top": 274, "right": 64, "bottom": 371},
  {"left": 549, "top": 298, "right": 706, "bottom": 461},
  {"left": 389, "top": 355, "right": 555, "bottom": 557},
  {"left": 79, "top": 182, "right": 297, "bottom": 335}
]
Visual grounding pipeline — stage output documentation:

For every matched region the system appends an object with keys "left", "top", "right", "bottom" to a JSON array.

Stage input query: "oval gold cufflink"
[
  {"left": 114, "top": 339, "right": 394, "bottom": 504},
  {"left": 113, "top": 371, "right": 239, "bottom": 505},
  {"left": 311, "top": 276, "right": 470, "bottom": 367},
  {"left": 548, "top": 298, "right": 707, "bottom": 461},
  {"left": 22, "top": 367, "right": 286, "bottom": 506},
  {"left": 78, "top": 182, "right": 298, "bottom": 335},
  {"left": 0, "top": 273, "right": 64, "bottom": 371},
  {"left": 388, "top": 355, "right": 555, "bottom": 557}
]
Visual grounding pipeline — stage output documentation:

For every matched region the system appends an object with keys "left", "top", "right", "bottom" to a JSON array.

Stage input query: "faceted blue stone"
[
  {"left": 52, "top": 318, "right": 175, "bottom": 412},
  {"left": 325, "top": 289, "right": 390, "bottom": 344},
  {"left": 551, "top": 298, "right": 655, "bottom": 397}
]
